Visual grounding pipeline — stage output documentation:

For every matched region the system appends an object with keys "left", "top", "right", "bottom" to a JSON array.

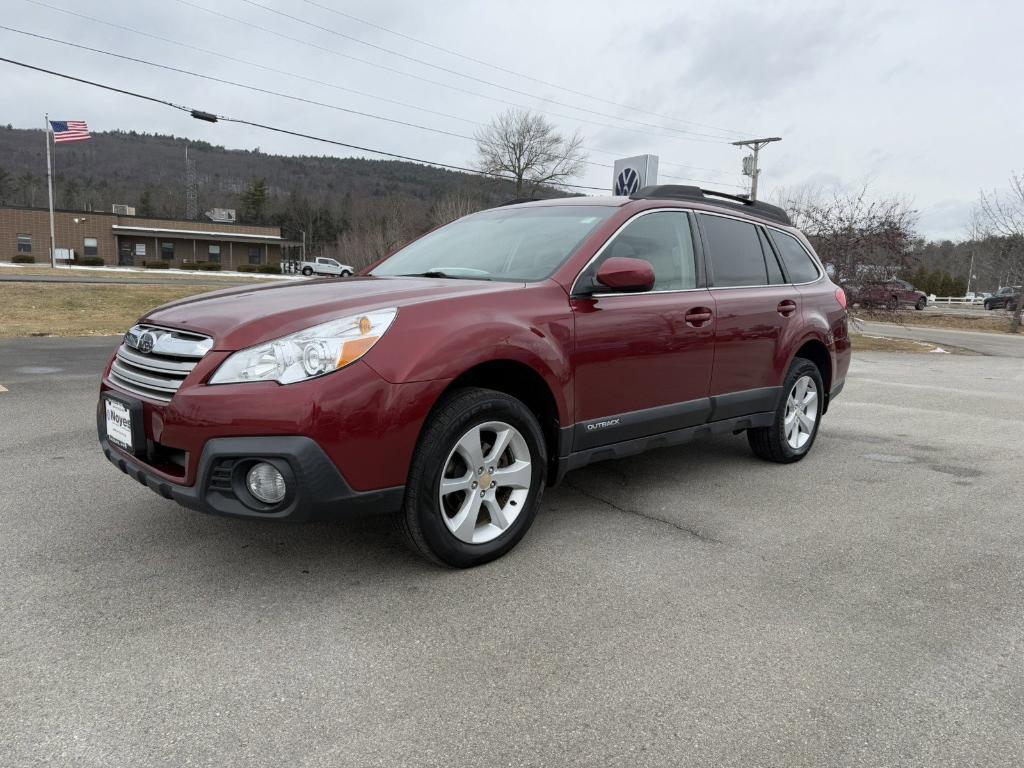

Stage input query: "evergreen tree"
[{"left": 241, "top": 177, "right": 269, "bottom": 223}]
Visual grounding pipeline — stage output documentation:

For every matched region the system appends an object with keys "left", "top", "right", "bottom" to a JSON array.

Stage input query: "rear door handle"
[
  {"left": 777, "top": 299, "right": 797, "bottom": 317},
  {"left": 684, "top": 307, "right": 713, "bottom": 327}
]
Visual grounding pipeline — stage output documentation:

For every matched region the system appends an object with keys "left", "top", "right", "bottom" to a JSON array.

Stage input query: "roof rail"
[{"left": 629, "top": 185, "right": 792, "bottom": 226}]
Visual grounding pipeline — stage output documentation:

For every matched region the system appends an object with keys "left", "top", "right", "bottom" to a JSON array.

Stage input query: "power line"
[
  {"left": 173, "top": 0, "right": 729, "bottom": 145},
  {"left": 0, "top": 25, "right": 743, "bottom": 190},
  {"left": 22, "top": 0, "right": 747, "bottom": 166},
  {"left": 231, "top": 0, "right": 740, "bottom": 141},
  {"left": 0, "top": 55, "right": 611, "bottom": 192},
  {"left": 0, "top": 25, "right": 477, "bottom": 142},
  {"left": 295, "top": 0, "right": 750, "bottom": 139}
]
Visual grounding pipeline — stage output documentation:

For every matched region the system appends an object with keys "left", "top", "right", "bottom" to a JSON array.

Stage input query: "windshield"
[{"left": 371, "top": 205, "right": 616, "bottom": 282}]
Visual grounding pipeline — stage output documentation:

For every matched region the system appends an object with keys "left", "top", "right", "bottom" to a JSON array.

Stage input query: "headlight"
[{"left": 209, "top": 308, "right": 397, "bottom": 385}]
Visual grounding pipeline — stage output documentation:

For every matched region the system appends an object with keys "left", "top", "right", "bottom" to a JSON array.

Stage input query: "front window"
[
  {"left": 248, "top": 246, "right": 262, "bottom": 265},
  {"left": 208, "top": 244, "right": 221, "bottom": 264},
  {"left": 83, "top": 237, "right": 98, "bottom": 256},
  {"left": 371, "top": 205, "right": 617, "bottom": 282},
  {"left": 134, "top": 243, "right": 146, "bottom": 257},
  {"left": 161, "top": 242, "right": 175, "bottom": 261},
  {"left": 17, "top": 234, "right": 31, "bottom": 253}
]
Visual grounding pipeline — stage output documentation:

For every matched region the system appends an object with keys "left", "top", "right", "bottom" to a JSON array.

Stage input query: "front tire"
[
  {"left": 396, "top": 388, "right": 547, "bottom": 567},
  {"left": 915, "top": 297, "right": 926, "bottom": 310},
  {"left": 748, "top": 358, "right": 824, "bottom": 463},
  {"left": 341, "top": 270, "right": 352, "bottom": 277}
]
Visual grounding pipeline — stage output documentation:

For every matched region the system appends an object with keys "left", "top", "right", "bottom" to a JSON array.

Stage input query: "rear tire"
[
  {"left": 984, "top": 300, "right": 993, "bottom": 310},
  {"left": 396, "top": 388, "right": 547, "bottom": 568},
  {"left": 748, "top": 358, "right": 824, "bottom": 464},
  {"left": 301, "top": 266, "right": 313, "bottom": 276}
]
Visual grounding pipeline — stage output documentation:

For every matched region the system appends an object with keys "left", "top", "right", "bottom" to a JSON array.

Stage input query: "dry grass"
[
  {"left": 853, "top": 309, "right": 1012, "bottom": 333},
  {"left": 0, "top": 264, "right": 271, "bottom": 283},
  {"left": 850, "top": 331, "right": 963, "bottom": 354},
  {"left": 0, "top": 283, "right": 226, "bottom": 337}
]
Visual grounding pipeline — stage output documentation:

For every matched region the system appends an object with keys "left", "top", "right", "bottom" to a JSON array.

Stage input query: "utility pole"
[{"left": 732, "top": 137, "right": 781, "bottom": 201}]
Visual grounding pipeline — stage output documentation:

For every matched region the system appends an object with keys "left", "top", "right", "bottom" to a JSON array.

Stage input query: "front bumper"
[{"left": 99, "top": 430, "right": 404, "bottom": 521}]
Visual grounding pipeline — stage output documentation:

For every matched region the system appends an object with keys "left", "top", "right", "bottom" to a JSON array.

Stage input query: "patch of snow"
[{"left": 0, "top": 262, "right": 308, "bottom": 281}]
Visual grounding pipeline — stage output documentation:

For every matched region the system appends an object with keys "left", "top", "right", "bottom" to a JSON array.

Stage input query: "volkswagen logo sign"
[
  {"left": 614, "top": 167, "right": 640, "bottom": 196},
  {"left": 137, "top": 332, "right": 156, "bottom": 354}
]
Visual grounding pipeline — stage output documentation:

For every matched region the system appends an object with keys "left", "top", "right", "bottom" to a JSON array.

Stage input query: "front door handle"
[
  {"left": 684, "top": 307, "right": 714, "bottom": 327},
  {"left": 777, "top": 299, "right": 797, "bottom": 317}
]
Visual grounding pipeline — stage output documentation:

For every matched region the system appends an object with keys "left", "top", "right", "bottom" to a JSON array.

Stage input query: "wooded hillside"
[{"left": 0, "top": 126, "right": 536, "bottom": 267}]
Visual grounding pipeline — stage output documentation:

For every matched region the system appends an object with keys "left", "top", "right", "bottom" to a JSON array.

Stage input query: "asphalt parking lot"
[{"left": 2, "top": 337, "right": 1023, "bottom": 767}]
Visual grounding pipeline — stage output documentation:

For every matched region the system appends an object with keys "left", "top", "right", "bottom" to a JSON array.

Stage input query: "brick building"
[{"left": 1, "top": 205, "right": 284, "bottom": 268}]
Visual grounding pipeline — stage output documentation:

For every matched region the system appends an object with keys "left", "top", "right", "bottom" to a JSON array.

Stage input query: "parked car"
[
  {"left": 298, "top": 257, "right": 353, "bottom": 277},
  {"left": 97, "top": 186, "right": 851, "bottom": 567},
  {"left": 859, "top": 278, "right": 928, "bottom": 310},
  {"left": 983, "top": 286, "right": 1021, "bottom": 311}
]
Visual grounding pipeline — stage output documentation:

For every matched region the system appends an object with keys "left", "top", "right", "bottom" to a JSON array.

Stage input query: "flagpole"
[{"left": 44, "top": 113, "right": 57, "bottom": 269}]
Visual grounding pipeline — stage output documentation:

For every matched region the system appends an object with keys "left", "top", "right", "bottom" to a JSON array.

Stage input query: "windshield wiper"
[{"left": 398, "top": 270, "right": 491, "bottom": 280}]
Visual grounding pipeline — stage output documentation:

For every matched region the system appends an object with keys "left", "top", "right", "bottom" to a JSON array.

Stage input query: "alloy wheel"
[
  {"left": 784, "top": 375, "right": 818, "bottom": 450},
  {"left": 439, "top": 421, "right": 532, "bottom": 544}
]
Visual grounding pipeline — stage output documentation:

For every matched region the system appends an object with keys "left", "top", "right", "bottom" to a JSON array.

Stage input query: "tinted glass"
[
  {"left": 372, "top": 206, "right": 617, "bottom": 282},
  {"left": 587, "top": 211, "right": 696, "bottom": 291},
  {"left": 771, "top": 231, "right": 820, "bottom": 283},
  {"left": 759, "top": 228, "right": 786, "bottom": 285},
  {"left": 700, "top": 214, "right": 767, "bottom": 287}
]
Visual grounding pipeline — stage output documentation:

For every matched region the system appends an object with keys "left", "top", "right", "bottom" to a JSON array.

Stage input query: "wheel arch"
[
  {"left": 427, "top": 359, "right": 566, "bottom": 483},
  {"left": 789, "top": 336, "right": 833, "bottom": 413}
]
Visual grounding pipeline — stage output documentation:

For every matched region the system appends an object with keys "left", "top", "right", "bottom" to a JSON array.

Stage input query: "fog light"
[{"left": 246, "top": 462, "right": 286, "bottom": 504}]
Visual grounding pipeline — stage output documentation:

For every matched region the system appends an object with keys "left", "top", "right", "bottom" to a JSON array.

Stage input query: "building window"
[
  {"left": 17, "top": 234, "right": 31, "bottom": 253},
  {"left": 248, "top": 245, "right": 262, "bottom": 265},
  {"left": 134, "top": 243, "right": 146, "bottom": 257},
  {"left": 161, "top": 242, "right": 175, "bottom": 261},
  {"left": 208, "top": 244, "right": 221, "bottom": 263},
  {"left": 83, "top": 237, "right": 98, "bottom": 257}
]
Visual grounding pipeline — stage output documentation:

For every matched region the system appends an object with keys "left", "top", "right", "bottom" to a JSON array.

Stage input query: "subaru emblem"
[{"left": 138, "top": 332, "right": 156, "bottom": 354}]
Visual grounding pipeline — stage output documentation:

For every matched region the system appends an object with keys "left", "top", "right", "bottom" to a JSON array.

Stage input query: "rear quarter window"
[{"left": 770, "top": 231, "right": 821, "bottom": 283}]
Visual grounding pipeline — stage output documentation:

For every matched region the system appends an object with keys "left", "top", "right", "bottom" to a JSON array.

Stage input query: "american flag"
[{"left": 49, "top": 120, "right": 91, "bottom": 144}]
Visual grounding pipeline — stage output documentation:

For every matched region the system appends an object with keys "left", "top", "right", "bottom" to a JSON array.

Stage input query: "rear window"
[
  {"left": 770, "top": 231, "right": 820, "bottom": 283},
  {"left": 699, "top": 214, "right": 767, "bottom": 287}
]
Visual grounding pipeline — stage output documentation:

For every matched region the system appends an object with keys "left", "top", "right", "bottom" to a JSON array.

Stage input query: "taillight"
[{"left": 835, "top": 287, "right": 848, "bottom": 309}]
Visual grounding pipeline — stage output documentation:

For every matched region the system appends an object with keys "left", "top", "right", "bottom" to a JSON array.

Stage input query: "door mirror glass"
[{"left": 595, "top": 257, "right": 656, "bottom": 292}]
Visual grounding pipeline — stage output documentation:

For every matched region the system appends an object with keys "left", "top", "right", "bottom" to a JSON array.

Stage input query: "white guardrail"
[{"left": 927, "top": 295, "right": 987, "bottom": 306}]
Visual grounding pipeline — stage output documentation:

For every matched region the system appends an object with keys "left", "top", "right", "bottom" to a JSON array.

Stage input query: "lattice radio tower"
[{"left": 184, "top": 146, "right": 198, "bottom": 220}]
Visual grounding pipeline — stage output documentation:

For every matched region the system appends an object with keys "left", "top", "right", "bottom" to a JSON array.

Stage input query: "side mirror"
[{"left": 594, "top": 257, "right": 656, "bottom": 293}]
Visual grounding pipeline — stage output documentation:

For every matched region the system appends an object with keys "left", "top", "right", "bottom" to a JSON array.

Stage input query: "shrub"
[
  {"left": 258, "top": 264, "right": 282, "bottom": 274},
  {"left": 199, "top": 262, "right": 222, "bottom": 271},
  {"left": 236, "top": 264, "right": 258, "bottom": 273},
  {"left": 77, "top": 256, "right": 105, "bottom": 266},
  {"left": 144, "top": 261, "right": 170, "bottom": 269},
  {"left": 179, "top": 262, "right": 201, "bottom": 270},
  {"left": 12, "top": 254, "right": 35, "bottom": 264}
]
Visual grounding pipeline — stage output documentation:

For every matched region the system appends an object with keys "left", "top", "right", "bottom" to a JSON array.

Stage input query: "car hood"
[{"left": 142, "top": 276, "right": 520, "bottom": 350}]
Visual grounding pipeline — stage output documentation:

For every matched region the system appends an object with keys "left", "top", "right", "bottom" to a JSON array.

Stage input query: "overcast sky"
[{"left": 4, "top": 0, "right": 1022, "bottom": 239}]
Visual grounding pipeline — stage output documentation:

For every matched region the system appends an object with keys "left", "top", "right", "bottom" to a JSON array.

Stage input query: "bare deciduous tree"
[
  {"left": 775, "top": 183, "right": 918, "bottom": 286},
  {"left": 474, "top": 109, "right": 586, "bottom": 197},
  {"left": 977, "top": 172, "right": 1024, "bottom": 331},
  {"left": 429, "top": 191, "right": 484, "bottom": 227}
]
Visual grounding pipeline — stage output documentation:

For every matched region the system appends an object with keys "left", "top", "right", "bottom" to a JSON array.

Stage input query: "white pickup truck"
[{"left": 298, "top": 257, "right": 354, "bottom": 277}]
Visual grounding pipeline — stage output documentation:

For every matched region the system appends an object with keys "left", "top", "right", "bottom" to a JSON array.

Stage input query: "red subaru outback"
[{"left": 98, "top": 186, "right": 850, "bottom": 567}]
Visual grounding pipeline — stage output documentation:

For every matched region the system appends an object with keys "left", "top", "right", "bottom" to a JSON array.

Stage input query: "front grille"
[{"left": 108, "top": 324, "right": 213, "bottom": 403}]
